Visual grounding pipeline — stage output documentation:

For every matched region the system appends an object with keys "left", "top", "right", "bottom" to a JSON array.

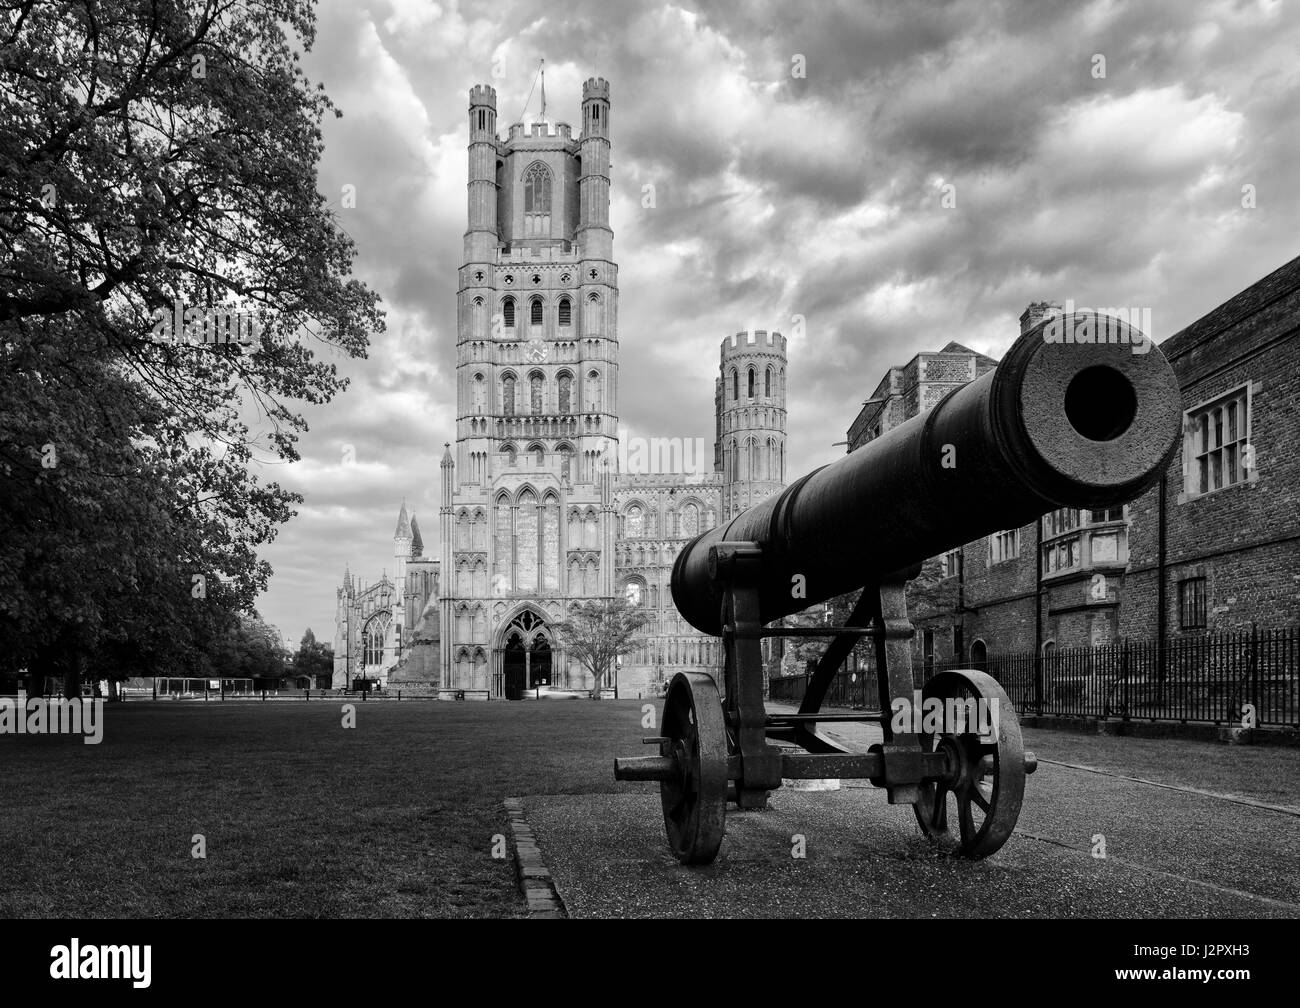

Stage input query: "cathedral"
[{"left": 334, "top": 77, "right": 789, "bottom": 698}]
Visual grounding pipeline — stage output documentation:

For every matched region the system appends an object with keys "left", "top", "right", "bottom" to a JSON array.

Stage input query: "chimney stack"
[{"left": 1019, "top": 300, "right": 1063, "bottom": 335}]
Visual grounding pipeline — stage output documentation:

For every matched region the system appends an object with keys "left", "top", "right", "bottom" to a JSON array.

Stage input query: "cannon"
[{"left": 614, "top": 312, "right": 1183, "bottom": 863}]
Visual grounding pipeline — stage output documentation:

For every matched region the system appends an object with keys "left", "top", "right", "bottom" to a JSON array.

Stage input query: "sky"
[{"left": 252, "top": 0, "right": 1300, "bottom": 650}]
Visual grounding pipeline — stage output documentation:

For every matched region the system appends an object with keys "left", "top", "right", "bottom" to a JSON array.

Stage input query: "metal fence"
[{"left": 768, "top": 626, "right": 1300, "bottom": 728}]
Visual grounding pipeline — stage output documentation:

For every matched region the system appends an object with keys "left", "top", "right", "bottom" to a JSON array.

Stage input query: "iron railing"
[{"left": 768, "top": 626, "right": 1299, "bottom": 727}]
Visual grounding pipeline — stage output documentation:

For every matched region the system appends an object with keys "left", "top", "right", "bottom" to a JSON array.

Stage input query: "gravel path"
[{"left": 525, "top": 717, "right": 1300, "bottom": 918}]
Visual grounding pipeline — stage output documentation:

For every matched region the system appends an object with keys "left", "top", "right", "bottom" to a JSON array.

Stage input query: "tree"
[
  {"left": 0, "top": 1, "right": 382, "bottom": 691},
  {"left": 781, "top": 558, "right": 955, "bottom": 678},
  {"left": 292, "top": 626, "right": 333, "bottom": 688},
  {"left": 551, "top": 598, "right": 650, "bottom": 699},
  {"left": 207, "top": 613, "right": 284, "bottom": 683}
]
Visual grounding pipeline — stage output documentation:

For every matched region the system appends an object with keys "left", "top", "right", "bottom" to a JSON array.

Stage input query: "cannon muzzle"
[{"left": 673, "top": 312, "right": 1182, "bottom": 636}]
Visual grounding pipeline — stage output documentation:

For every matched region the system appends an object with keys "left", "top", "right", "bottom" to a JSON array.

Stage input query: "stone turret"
[{"left": 717, "top": 329, "right": 788, "bottom": 520}]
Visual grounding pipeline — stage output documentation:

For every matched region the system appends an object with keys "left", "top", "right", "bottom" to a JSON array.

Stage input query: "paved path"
[{"left": 523, "top": 706, "right": 1300, "bottom": 918}]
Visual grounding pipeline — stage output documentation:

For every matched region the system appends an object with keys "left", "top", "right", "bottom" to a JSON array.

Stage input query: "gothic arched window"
[
  {"left": 502, "top": 374, "right": 516, "bottom": 415},
  {"left": 585, "top": 369, "right": 601, "bottom": 412},
  {"left": 765, "top": 366, "right": 771, "bottom": 397},
  {"left": 558, "top": 297, "right": 571, "bottom": 326},
  {"left": 584, "top": 291, "right": 602, "bottom": 334},
  {"left": 472, "top": 296, "right": 485, "bottom": 339},
  {"left": 681, "top": 501, "right": 699, "bottom": 537},
  {"left": 626, "top": 504, "right": 644, "bottom": 538},
  {"left": 363, "top": 613, "right": 389, "bottom": 667},
  {"left": 529, "top": 371, "right": 543, "bottom": 414},
  {"left": 501, "top": 297, "right": 515, "bottom": 329},
  {"left": 523, "top": 162, "right": 552, "bottom": 237},
  {"left": 731, "top": 368, "right": 738, "bottom": 401},
  {"left": 748, "top": 367, "right": 755, "bottom": 398},
  {"left": 558, "top": 372, "right": 572, "bottom": 413},
  {"left": 530, "top": 297, "right": 543, "bottom": 326}
]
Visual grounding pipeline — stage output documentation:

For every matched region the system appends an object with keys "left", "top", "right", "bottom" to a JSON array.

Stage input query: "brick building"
[{"left": 845, "top": 258, "right": 1300, "bottom": 668}]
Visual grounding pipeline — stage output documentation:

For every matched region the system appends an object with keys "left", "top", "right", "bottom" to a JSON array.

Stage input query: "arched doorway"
[
  {"left": 532, "top": 638, "right": 551, "bottom": 691},
  {"left": 503, "top": 632, "right": 527, "bottom": 701},
  {"left": 970, "top": 638, "right": 988, "bottom": 671},
  {"left": 499, "top": 610, "right": 551, "bottom": 700}
]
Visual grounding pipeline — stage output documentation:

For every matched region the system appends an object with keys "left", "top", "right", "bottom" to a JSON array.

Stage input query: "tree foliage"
[
  {"left": 780, "top": 558, "right": 955, "bottom": 675},
  {"left": 0, "top": 1, "right": 381, "bottom": 690},
  {"left": 291, "top": 626, "right": 332, "bottom": 685},
  {"left": 551, "top": 598, "right": 650, "bottom": 699}
]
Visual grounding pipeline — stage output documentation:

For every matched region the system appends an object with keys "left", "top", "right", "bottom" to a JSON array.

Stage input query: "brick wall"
[{"left": 1122, "top": 254, "right": 1300, "bottom": 637}]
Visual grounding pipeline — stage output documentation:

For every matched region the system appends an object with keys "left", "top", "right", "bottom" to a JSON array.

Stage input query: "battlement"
[
  {"left": 721, "top": 329, "right": 787, "bottom": 355},
  {"left": 506, "top": 120, "right": 574, "bottom": 142},
  {"left": 583, "top": 77, "right": 610, "bottom": 100},
  {"left": 469, "top": 84, "right": 497, "bottom": 107}
]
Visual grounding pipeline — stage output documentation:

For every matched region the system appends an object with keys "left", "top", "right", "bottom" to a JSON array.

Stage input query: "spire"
[
  {"left": 394, "top": 500, "right": 411, "bottom": 539},
  {"left": 409, "top": 515, "right": 424, "bottom": 557},
  {"left": 441, "top": 442, "right": 454, "bottom": 468},
  {"left": 540, "top": 59, "right": 546, "bottom": 121}
]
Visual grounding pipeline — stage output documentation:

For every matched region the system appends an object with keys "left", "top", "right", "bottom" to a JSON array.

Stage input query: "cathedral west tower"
[{"left": 440, "top": 78, "right": 620, "bottom": 699}]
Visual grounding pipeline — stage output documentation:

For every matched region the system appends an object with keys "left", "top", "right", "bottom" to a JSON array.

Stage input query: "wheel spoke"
[
  {"left": 958, "top": 793, "right": 976, "bottom": 846},
  {"left": 971, "top": 784, "right": 991, "bottom": 813},
  {"left": 932, "top": 781, "right": 949, "bottom": 832}
]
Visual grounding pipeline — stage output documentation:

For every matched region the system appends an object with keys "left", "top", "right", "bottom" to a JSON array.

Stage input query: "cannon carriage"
[{"left": 614, "top": 313, "right": 1183, "bottom": 863}]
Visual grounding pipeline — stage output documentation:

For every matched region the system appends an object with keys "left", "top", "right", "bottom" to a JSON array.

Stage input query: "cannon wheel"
[
  {"left": 913, "top": 669, "right": 1026, "bottom": 859},
  {"left": 659, "top": 672, "right": 728, "bottom": 864}
]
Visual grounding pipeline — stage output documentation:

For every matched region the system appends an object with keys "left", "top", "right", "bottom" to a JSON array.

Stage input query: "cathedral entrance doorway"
[
  {"left": 503, "top": 633, "right": 526, "bottom": 700},
  {"left": 498, "top": 610, "right": 551, "bottom": 700}
]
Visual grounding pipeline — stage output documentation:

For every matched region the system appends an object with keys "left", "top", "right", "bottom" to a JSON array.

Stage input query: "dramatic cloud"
[{"left": 253, "top": 0, "right": 1300, "bottom": 647}]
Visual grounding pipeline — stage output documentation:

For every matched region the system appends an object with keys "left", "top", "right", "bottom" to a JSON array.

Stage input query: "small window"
[
  {"left": 502, "top": 375, "right": 516, "bottom": 416},
  {"left": 731, "top": 369, "right": 738, "bottom": 401},
  {"left": 1042, "top": 535, "right": 1081, "bottom": 574},
  {"left": 989, "top": 529, "right": 1019, "bottom": 564},
  {"left": 747, "top": 368, "right": 755, "bottom": 398},
  {"left": 530, "top": 298, "right": 543, "bottom": 326},
  {"left": 1185, "top": 387, "right": 1250, "bottom": 497},
  {"left": 765, "top": 367, "right": 771, "bottom": 397},
  {"left": 1041, "top": 508, "right": 1079, "bottom": 537},
  {"left": 1179, "top": 577, "right": 1207, "bottom": 630},
  {"left": 625, "top": 504, "right": 644, "bottom": 538},
  {"left": 502, "top": 298, "right": 515, "bottom": 328},
  {"left": 940, "top": 549, "right": 961, "bottom": 579},
  {"left": 558, "top": 298, "right": 571, "bottom": 326},
  {"left": 477, "top": 109, "right": 485, "bottom": 130},
  {"left": 1088, "top": 507, "right": 1124, "bottom": 523}
]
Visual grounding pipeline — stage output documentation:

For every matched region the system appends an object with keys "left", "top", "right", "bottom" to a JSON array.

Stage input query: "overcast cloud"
[{"left": 252, "top": 0, "right": 1300, "bottom": 649}]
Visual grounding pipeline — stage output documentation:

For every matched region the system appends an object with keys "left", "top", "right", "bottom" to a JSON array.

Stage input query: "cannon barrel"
[{"left": 673, "top": 312, "right": 1183, "bottom": 636}]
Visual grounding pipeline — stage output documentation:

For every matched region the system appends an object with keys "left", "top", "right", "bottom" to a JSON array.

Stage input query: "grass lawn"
[
  {"left": 5, "top": 699, "right": 1295, "bottom": 918},
  {"left": 0, "top": 698, "right": 649, "bottom": 918}
]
